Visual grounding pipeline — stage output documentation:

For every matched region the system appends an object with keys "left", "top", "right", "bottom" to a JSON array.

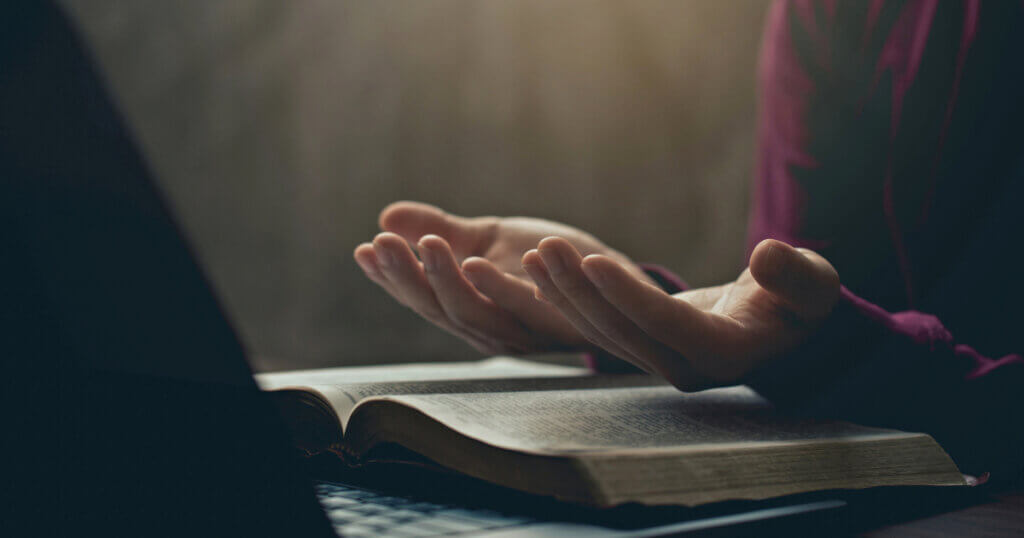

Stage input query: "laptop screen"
[{"left": 1, "top": 2, "right": 333, "bottom": 536}]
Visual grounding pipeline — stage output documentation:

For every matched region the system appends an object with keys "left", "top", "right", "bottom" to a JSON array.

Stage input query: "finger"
[
  {"left": 372, "top": 232, "right": 485, "bottom": 342},
  {"left": 748, "top": 239, "right": 840, "bottom": 320},
  {"left": 354, "top": 243, "right": 405, "bottom": 301},
  {"left": 580, "top": 254, "right": 735, "bottom": 383},
  {"left": 461, "top": 256, "right": 581, "bottom": 345},
  {"left": 536, "top": 238, "right": 706, "bottom": 387},
  {"left": 522, "top": 249, "right": 646, "bottom": 367},
  {"left": 418, "top": 235, "right": 535, "bottom": 353},
  {"left": 373, "top": 234, "right": 509, "bottom": 355},
  {"left": 378, "top": 201, "right": 498, "bottom": 259}
]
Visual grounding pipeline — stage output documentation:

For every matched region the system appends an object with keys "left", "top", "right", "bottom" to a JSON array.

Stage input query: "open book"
[{"left": 256, "top": 357, "right": 965, "bottom": 507}]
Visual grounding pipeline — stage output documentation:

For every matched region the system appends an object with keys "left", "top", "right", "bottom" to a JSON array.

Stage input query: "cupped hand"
[
  {"left": 353, "top": 201, "right": 654, "bottom": 355},
  {"left": 521, "top": 237, "right": 841, "bottom": 390}
]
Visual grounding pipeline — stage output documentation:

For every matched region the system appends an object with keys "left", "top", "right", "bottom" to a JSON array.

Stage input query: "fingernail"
[
  {"left": 420, "top": 246, "right": 438, "bottom": 272},
  {"left": 539, "top": 248, "right": 565, "bottom": 274},
  {"left": 581, "top": 263, "right": 608, "bottom": 288},
  {"left": 377, "top": 246, "right": 395, "bottom": 268}
]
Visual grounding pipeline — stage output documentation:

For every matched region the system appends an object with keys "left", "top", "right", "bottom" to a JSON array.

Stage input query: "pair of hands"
[{"left": 354, "top": 202, "right": 840, "bottom": 391}]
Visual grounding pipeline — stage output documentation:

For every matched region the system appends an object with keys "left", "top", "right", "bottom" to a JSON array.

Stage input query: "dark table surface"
[{"left": 861, "top": 489, "right": 1024, "bottom": 537}]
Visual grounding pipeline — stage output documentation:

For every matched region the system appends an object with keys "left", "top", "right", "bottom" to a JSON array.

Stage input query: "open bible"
[{"left": 256, "top": 357, "right": 965, "bottom": 507}]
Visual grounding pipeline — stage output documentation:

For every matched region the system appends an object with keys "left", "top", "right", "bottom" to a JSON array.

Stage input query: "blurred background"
[{"left": 64, "top": 1, "right": 769, "bottom": 371}]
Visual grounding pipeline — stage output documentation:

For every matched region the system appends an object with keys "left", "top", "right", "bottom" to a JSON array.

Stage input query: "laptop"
[{"left": 4, "top": 3, "right": 926, "bottom": 536}]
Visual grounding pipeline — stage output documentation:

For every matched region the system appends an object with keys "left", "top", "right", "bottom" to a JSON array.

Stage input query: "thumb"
[
  {"left": 378, "top": 201, "right": 496, "bottom": 258},
  {"left": 748, "top": 239, "right": 840, "bottom": 321}
]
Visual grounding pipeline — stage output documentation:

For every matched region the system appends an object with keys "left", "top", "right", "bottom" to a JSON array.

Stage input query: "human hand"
[
  {"left": 353, "top": 201, "right": 654, "bottom": 355},
  {"left": 521, "top": 237, "right": 841, "bottom": 390}
]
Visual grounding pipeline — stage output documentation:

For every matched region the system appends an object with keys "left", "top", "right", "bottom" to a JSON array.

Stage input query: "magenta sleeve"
[{"left": 638, "top": 263, "right": 689, "bottom": 295}]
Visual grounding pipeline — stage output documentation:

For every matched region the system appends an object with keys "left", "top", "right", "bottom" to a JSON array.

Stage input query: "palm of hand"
[
  {"left": 675, "top": 270, "right": 807, "bottom": 381},
  {"left": 519, "top": 237, "right": 840, "bottom": 389},
  {"left": 354, "top": 202, "right": 645, "bottom": 355}
]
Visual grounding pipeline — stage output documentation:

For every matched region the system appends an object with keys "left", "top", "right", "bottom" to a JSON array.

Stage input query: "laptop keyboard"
[{"left": 315, "top": 481, "right": 537, "bottom": 537}]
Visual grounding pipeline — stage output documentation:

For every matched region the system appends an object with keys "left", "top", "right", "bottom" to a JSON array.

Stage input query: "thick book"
[{"left": 256, "top": 357, "right": 965, "bottom": 507}]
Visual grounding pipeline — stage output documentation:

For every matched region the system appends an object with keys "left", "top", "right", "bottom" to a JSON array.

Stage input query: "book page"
[
  {"left": 322, "top": 373, "right": 664, "bottom": 427},
  {"left": 257, "top": 357, "right": 626, "bottom": 430},
  {"left": 255, "top": 356, "right": 584, "bottom": 390},
  {"left": 367, "top": 385, "right": 907, "bottom": 455}
]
